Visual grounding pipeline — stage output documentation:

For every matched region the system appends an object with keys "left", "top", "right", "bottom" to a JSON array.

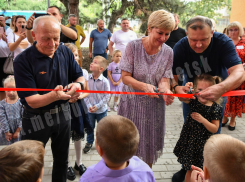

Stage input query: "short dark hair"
[
  {"left": 96, "top": 115, "right": 139, "bottom": 164},
  {"left": 121, "top": 18, "right": 129, "bottom": 22},
  {"left": 68, "top": 14, "right": 76, "bottom": 19},
  {"left": 48, "top": 5, "right": 61, "bottom": 14},
  {"left": 0, "top": 140, "right": 45, "bottom": 182},
  {"left": 186, "top": 16, "right": 213, "bottom": 33}
]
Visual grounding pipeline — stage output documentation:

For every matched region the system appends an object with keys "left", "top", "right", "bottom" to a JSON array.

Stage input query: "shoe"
[
  {"left": 222, "top": 118, "right": 229, "bottom": 127},
  {"left": 67, "top": 166, "right": 76, "bottom": 181},
  {"left": 113, "top": 105, "right": 118, "bottom": 112},
  {"left": 172, "top": 168, "right": 186, "bottom": 182},
  {"left": 108, "top": 106, "right": 111, "bottom": 112},
  {"left": 74, "top": 162, "right": 87, "bottom": 175},
  {"left": 83, "top": 143, "right": 92, "bottom": 154},
  {"left": 228, "top": 122, "right": 236, "bottom": 131}
]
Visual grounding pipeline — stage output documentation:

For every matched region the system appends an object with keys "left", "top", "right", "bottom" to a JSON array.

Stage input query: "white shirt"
[
  {"left": 7, "top": 33, "right": 31, "bottom": 59},
  {"left": 82, "top": 69, "right": 89, "bottom": 81},
  {"left": 111, "top": 30, "right": 137, "bottom": 55},
  {"left": 0, "top": 39, "right": 10, "bottom": 57},
  {"left": 5, "top": 28, "right": 13, "bottom": 36}
]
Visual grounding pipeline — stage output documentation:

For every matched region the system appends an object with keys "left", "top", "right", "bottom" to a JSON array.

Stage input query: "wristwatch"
[
  {"left": 76, "top": 82, "right": 84, "bottom": 90},
  {"left": 172, "top": 85, "right": 179, "bottom": 93}
]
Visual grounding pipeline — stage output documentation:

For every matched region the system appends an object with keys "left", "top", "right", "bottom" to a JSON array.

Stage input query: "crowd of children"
[{"left": 1, "top": 43, "right": 245, "bottom": 182}]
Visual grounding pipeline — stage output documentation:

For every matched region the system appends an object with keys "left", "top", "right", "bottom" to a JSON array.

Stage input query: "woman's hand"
[
  {"left": 163, "top": 89, "right": 174, "bottom": 106},
  {"left": 19, "top": 32, "right": 27, "bottom": 40},
  {"left": 144, "top": 84, "right": 159, "bottom": 99}
]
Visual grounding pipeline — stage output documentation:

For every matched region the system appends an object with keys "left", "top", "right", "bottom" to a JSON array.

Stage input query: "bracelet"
[
  {"left": 173, "top": 85, "right": 179, "bottom": 91},
  {"left": 26, "top": 26, "right": 32, "bottom": 30}
]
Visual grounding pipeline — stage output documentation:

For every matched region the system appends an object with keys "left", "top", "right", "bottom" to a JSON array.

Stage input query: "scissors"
[{"left": 154, "top": 86, "right": 163, "bottom": 99}]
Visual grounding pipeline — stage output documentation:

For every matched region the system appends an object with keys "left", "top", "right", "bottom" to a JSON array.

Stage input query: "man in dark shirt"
[
  {"left": 171, "top": 16, "right": 244, "bottom": 182},
  {"left": 26, "top": 5, "right": 77, "bottom": 44},
  {"left": 165, "top": 13, "right": 186, "bottom": 48},
  {"left": 14, "top": 16, "right": 84, "bottom": 182}
]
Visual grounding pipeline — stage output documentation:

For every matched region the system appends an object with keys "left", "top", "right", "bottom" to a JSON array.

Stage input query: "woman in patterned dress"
[
  {"left": 118, "top": 10, "right": 175, "bottom": 168},
  {"left": 222, "top": 21, "right": 245, "bottom": 131}
]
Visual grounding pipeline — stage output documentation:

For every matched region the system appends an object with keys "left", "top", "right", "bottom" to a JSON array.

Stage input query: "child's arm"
[
  {"left": 182, "top": 82, "right": 193, "bottom": 104},
  {"left": 93, "top": 80, "right": 110, "bottom": 111},
  {"left": 78, "top": 81, "right": 89, "bottom": 99},
  {"left": 116, "top": 76, "right": 122, "bottom": 86},
  {"left": 191, "top": 112, "right": 219, "bottom": 133},
  {"left": 0, "top": 104, "right": 11, "bottom": 135},
  {"left": 108, "top": 70, "right": 116, "bottom": 86}
]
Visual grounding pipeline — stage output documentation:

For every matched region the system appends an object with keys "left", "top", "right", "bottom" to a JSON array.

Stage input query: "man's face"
[
  {"left": 121, "top": 20, "right": 129, "bottom": 31},
  {"left": 187, "top": 24, "right": 213, "bottom": 54},
  {"left": 0, "top": 16, "right": 5, "bottom": 27},
  {"left": 47, "top": 7, "right": 63, "bottom": 23},
  {"left": 69, "top": 17, "right": 77, "bottom": 26},
  {"left": 174, "top": 16, "right": 179, "bottom": 29},
  {"left": 32, "top": 20, "right": 60, "bottom": 58},
  {"left": 97, "top": 21, "right": 104, "bottom": 30}
]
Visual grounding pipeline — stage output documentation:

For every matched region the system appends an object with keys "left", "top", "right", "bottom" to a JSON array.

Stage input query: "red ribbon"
[{"left": 1, "top": 88, "right": 245, "bottom": 98}]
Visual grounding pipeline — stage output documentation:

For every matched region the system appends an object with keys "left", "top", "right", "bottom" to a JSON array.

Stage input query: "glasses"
[{"left": 229, "top": 29, "right": 239, "bottom": 32}]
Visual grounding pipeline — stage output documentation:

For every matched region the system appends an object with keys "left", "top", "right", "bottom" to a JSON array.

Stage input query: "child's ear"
[
  {"left": 203, "top": 166, "right": 210, "bottom": 180},
  {"left": 95, "top": 139, "right": 103, "bottom": 157},
  {"left": 100, "top": 67, "right": 104, "bottom": 72}
]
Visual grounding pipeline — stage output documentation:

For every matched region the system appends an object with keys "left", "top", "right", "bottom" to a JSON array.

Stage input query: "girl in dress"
[
  {"left": 0, "top": 76, "right": 23, "bottom": 145},
  {"left": 107, "top": 50, "right": 123, "bottom": 112},
  {"left": 173, "top": 74, "right": 222, "bottom": 182},
  {"left": 65, "top": 43, "right": 93, "bottom": 180}
]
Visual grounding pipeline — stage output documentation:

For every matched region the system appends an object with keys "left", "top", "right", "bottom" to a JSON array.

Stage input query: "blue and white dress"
[{"left": 0, "top": 99, "right": 23, "bottom": 145}]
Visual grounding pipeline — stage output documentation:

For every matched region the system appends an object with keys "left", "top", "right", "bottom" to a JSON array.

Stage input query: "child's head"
[
  {"left": 90, "top": 56, "right": 108, "bottom": 74},
  {"left": 112, "top": 50, "right": 122, "bottom": 63},
  {"left": 0, "top": 140, "right": 45, "bottom": 182},
  {"left": 203, "top": 134, "right": 245, "bottom": 182},
  {"left": 194, "top": 74, "right": 222, "bottom": 104},
  {"left": 3, "top": 76, "right": 18, "bottom": 100},
  {"left": 96, "top": 115, "right": 139, "bottom": 165},
  {"left": 64, "top": 43, "right": 79, "bottom": 64}
]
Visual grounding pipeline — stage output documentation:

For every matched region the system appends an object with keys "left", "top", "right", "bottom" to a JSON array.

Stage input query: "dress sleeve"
[
  {"left": 119, "top": 41, "right": 135, "bottom": 73},
  {"left": 210, "top": 104, "right": 222, "bottom": 120},
  {"left": 107, "top": 62, "right": 112, "bottom": 71},
  {"left": 0, "top": 102, "right": 9, "bottom": 133},
  {"left": 162, "top": 48, "right": 174, "bottom": 78}
]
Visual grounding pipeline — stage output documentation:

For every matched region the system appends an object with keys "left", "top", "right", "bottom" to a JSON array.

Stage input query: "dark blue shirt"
[
  {"left": 90, "top": 29, "right": 111, "bottom": 54},
  {"left": 13, "top": 42, "right": 83, "bottom": 109},
  {"left": 172, "top": 32, "right": 242, "bottom": 83}
]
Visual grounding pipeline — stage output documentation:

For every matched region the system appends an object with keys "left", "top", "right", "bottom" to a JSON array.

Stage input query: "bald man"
[{"left": 13, "top": 16, "right": 85, "bottom": 182}]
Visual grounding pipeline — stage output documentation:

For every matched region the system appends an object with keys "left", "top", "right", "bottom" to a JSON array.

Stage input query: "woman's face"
[
  {"left": 148, "top": 27, "right": 171, "bottom": 47},
  {"left": 15, "top": 17, "right": 26, "bottom": 32},
  {"left": 228, "top": 26, "right": 239, "bottom": 40}
]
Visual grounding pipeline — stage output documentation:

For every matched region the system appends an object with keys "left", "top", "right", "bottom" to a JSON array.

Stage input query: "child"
[
  {"left": 83, "top": 56, "right": 110, "bottom": 154},
  {"left": 190, "top": 134, "right": 245, "bottom": 182},
  {"left": 173, "top": 74, "right": 222, "bottom": 182},
  {"left": 107, "top": 50, "right": 123, "bottom": 112},
  {"left": 79, "top": 115, "right": 156, "bottom": 182},
  {"left": 0, "top": 76, "right": 22, "bottom": 145},
  {"left": 65, "top": 43, "right": 93, "bottom": 180},
  {"left": 0, "top": 140, "right": 45, "bottom": 182}
]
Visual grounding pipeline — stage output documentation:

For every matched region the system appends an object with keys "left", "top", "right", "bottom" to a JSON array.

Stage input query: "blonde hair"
[
  {"left": 112, "top": 50, "right": 121, "bottom": 57},
  {"left": 96, "top": 115, "right": 139, "bottom": 164},
  {"left": 148, "top": 10, "right": 175, "bottom": 31},
  {"left": 64, "top": 43, "right": 78, "bottom": 52},
  {"left": 226, "top": 21, "right": 244, "bottom": 37},
  {"left": 204, "top": 134, "right": 245, "bottom": 182},
  {"left": 93, "top": 56, "right": 108, "bottom": 71},
  {"left": 3, "top": 76, "right": 15, "bottom": 87}
]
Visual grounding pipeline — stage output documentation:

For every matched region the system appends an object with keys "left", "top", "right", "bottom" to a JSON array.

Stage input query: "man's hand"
[
  {"left": 27, "top": 12, "right": 35, "bottom": 29},
  {"left": 197, "top": 84, "right": 224, "bottom": 101},
  {"left": 5, "top": 132, "right": 13, "bottom": 141},
  {"left": 105, "top": 49, "right": 108, "bottom": 53},
  {"left": 191, "top": 112, "right": 206, "bottom": 123},
  {"left": 54, "top": 85, "right": 72, "bottom": 101},
  {"left": 66, "top": 82, "right": 82, "bottom": 100},
  {"left": 12, "top": 131, "right": 20, "bottom": 139},
  {"left": 89, "top": 52, "right": 92, "bottom": 58}
]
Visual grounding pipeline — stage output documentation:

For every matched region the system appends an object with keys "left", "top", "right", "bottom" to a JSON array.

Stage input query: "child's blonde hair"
[
  {"left": 94, "top": 56, "right": 108, "bottom": 71},
  {"left": 194, "top": 74, "right": 222, "bottom": 104},
  {"left": 96, "top": 115, "right": 139, "bottom": 164},
  {"left": 112, "top": 50, "right": 122, "bottom": 57},
  {"left": 3, "top": 76, "right": 15, "bottom": 87},
  {"left": 204, "top": 134, "right": 245, "bottom": 182},
  {"left": 64, "top": 43, "right": 78, "bottom": 52}
]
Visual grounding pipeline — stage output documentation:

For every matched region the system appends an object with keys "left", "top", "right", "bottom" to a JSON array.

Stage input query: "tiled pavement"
[{"left": 1, "top": 99, "right": 245, "bottom": 182}]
